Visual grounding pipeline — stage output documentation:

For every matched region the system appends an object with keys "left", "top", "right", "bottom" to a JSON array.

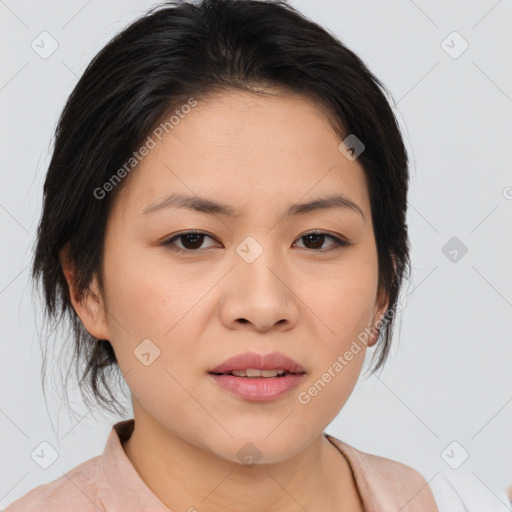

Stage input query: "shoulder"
[
  {"left": 341, "top": 439, "right": 429, "bottom": 484},
  {"left": 3, "top": 455, "right": 105, "bottom": 512},
  {"left": 326, "top": 434, "right": 439, "bottom": 512}
]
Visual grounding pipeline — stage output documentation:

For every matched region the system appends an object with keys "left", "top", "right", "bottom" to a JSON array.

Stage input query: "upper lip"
[{"left": 209, "top": 352, "right": 306, "bottom": 374}]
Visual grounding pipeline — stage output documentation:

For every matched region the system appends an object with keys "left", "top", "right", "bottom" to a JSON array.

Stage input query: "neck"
[{"left": 122, "top": 408, "right": 362, "bottom": 512}]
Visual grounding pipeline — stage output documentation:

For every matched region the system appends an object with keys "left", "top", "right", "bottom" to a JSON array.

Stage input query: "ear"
[
  {"left": 367, "top": 254, "right": 399, "bottom": 347},
  {"left": 60, "top": 244, "right": 111, "bottom": 341},
  {"left": 367, "top": 257, "right": 396, "bottom": 350},
  {"left": 367, "top": 288, "right": 389, "bottom": 348}
]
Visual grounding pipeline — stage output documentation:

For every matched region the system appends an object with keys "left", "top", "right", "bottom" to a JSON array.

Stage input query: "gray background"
[{"left": 1, "top": 0, "right": 511, "bottom": 510}]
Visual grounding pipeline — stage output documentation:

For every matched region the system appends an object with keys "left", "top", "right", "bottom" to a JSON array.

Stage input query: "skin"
[{"left": 62, "top": 88, "right": 389, "bottom": 512}]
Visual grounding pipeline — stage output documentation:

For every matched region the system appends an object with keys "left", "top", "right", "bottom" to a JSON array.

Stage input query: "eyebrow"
[{"left": 142, "top": 192, "right": 365, "bottom": 221}]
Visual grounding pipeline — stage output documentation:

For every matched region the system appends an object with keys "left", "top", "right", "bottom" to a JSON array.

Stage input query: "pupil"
[
  {"left": 183, "top": 234, "right": 203, "bottom": 249},
  {"left": 305, "top": 234, "right": 323, "bottom": 249}
]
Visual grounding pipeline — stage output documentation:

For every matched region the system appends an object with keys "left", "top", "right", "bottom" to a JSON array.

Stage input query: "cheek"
[
  {"left": 295, "top": 323, "right": 368, "bottom": 433},
  {"left": 314, "top": 256, "right": 379, "bottom": 340},
  {"left": 300, "top": 253, "right": 378, "bottom": 409},
  {"left": 101, "top": 242, "right": 214, "bottom": 389},
  {"left": 102, "top": 239, "right": 197, "bottom": 335}
]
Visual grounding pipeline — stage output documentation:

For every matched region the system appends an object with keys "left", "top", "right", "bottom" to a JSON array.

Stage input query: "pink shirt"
[{"left": 4, "top": 419, "right": 439, "bottom": 511}]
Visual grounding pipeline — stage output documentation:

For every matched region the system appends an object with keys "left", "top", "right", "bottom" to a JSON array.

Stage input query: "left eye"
[
  {"left": 162, "top": 230, "right": 349, "bottom": 254},
  {"left": 294, "top": 232, "right": 349, "bottom": 251}
]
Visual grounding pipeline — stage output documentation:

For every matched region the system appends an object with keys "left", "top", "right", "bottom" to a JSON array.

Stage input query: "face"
[{"left": 66, "top": 89, "right": 388, "bottom": 464}]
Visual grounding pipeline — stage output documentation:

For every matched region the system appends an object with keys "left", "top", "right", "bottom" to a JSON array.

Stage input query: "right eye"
[{"left": 162, "top": 230, "right": 220, "bottom": 254}]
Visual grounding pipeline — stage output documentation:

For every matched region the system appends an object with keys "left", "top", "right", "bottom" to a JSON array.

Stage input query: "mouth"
[
  {"left": 209, "top": 368, "right": 303, "bottom": 378},
  {"left": 208, "top": 351, "right": 306, "bottom": 376},
  {"left": 207, "top": 352, "right": 306, "bottom": 401}
]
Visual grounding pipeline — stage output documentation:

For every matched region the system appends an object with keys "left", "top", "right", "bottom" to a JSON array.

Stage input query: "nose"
[{"left": 218, "top": 245, "right": 300, "bottom": 332}]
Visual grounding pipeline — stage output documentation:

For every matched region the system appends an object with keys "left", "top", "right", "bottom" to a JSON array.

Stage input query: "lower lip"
[{"left": 208, "top": 373, "right": 305, "bottom": 402}]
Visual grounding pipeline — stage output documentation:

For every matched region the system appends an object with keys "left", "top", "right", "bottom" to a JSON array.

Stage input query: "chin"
[{"left": 203, "top": 429, "right": 308, "bottom": 467}]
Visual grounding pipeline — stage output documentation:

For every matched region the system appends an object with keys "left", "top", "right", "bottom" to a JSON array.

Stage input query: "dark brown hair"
[{"left": 32, "top": 0, "right": 411, "bottom": 418}]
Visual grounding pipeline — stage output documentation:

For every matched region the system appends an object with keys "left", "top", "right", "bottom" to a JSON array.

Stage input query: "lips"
[
  {"left": 208, "top": 352, "right": 306, "bottom": 401},
  {"left": 208, "top": 351, "right": 306, "bottom": 376}
]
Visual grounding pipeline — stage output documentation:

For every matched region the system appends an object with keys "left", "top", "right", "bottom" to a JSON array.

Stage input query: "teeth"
[{"left": 230, "top": 368, "right": 287, "bottom": 378}]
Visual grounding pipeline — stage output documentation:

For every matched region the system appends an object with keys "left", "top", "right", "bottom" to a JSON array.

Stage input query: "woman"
[{"left": 5, "top": 0, "right": 442, "bottom": 510}]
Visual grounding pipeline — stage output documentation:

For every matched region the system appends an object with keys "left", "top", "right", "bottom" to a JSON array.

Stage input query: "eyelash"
[{"left": 162, "top": 230, "right": 351, "bottom": 254}]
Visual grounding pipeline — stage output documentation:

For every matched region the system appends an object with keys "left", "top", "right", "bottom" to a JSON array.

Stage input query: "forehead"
[{"left": 111, "top": 89, "right": 370, "bottom": 221}]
